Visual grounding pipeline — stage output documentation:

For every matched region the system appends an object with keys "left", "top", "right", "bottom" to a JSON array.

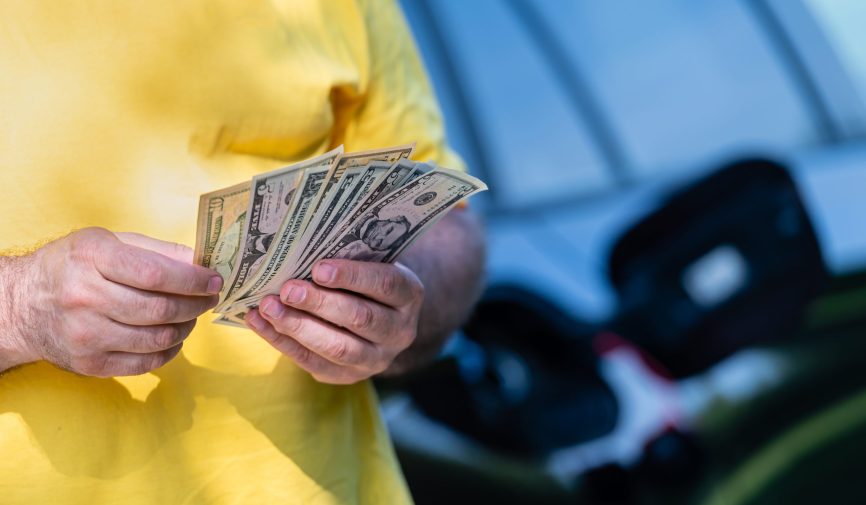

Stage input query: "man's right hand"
[{"left": 1, "top": 228, "right": 222, "bottom": 377}]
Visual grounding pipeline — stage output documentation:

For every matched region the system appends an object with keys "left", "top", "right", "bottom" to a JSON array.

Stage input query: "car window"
[
  {"left": 804, "top": 0, "right": 866, "bottom": 110},
  {"left": 403, "top": 0, "right": 824, "bottom": 208},
  {"left": 401, "top": 0, "right": 615, "bottom": 211},
  {"left": 534, "top": 0, "right": 821, "bottom": 178}
]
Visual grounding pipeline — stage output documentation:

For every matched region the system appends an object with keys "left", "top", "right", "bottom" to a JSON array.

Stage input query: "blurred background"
[{"left": 378, "top": 1, "right": 866, "bottom": 504}]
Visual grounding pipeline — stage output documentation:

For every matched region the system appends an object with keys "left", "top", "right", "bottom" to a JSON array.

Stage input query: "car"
[
  {"left": 387, "top": 1, "right": 866, "bottom": 503},
  {"left": 400, "top": 0, "right": 866, "bottom": 322}
]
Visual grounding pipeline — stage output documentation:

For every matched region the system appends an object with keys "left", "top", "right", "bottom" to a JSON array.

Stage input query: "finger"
[
  {"left": 114, "top": 232, "right": 194, "bottom": 264},
  {"left": 257, "top": 296, "right": 380, "bottom": 368},
  {"left": 76, "top": 344, "right": 183, "bottom": 377},
  {"left": 245, "top": 310, "right": 366, "bottom": 385},
  {"left": 98, "top": 280, "right": 218, "bottom": 325},
  {"left": 104, "top": 319, "right": 197, "bottom": 353},
  {"left": 97, "top": 240, "right": 223, "bottom": 296},
  {"left": 311, "top": 259, "right": 423, "bottom": 308},
  {"left": 279, "top": 280, "right": 398, "bottom": 342}
]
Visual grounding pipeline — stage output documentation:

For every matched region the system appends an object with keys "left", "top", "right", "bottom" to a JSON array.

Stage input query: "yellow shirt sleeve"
[{"left": 339, "top": 0, "right": 467, "bottom": 172}]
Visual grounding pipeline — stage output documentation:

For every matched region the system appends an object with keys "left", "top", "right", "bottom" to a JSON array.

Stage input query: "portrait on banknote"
[{"left": 333, "top": 213, "right": 412, "bottom": 262}]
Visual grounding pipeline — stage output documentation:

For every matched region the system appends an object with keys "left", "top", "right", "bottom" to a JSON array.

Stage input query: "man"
[
  {"left": 333, "top": 214, "right": 412, "bottom": 262},
  {"left": 0, "top": 0, "right": 484, "bottom": 503}
]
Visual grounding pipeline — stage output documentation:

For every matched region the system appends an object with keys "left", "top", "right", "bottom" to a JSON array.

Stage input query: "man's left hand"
[{"left": 245, "top": 259, "right": 425, "bottom": 384}]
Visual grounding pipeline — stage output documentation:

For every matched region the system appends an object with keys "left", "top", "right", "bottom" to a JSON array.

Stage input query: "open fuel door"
[{"left": 609, "top": 159, "right": 827, "bottom": 377}]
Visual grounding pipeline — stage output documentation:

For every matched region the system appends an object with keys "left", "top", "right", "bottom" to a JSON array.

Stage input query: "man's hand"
[
  {"left": 245, "top": 259, "right": 424, "bottom": 385},
  {"left": 1, "top": 228, "right": 222, "bottom": 377}
]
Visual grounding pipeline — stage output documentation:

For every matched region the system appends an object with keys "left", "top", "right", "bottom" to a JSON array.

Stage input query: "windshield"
[{"left": 805, "top": 0, "right": 866, "bottom": 108}]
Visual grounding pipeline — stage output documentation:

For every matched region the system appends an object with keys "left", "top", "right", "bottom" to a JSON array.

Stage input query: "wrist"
[{"left": 0, "top": 253, "right": 39, "bottom": 372}]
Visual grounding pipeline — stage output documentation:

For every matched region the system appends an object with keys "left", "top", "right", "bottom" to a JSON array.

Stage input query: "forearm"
[
  {"left": 385, "top": 209, "right": 486, "bottom": 375},
  {"left": 0, "top": 254, "right": 36, "bottom": 373}
]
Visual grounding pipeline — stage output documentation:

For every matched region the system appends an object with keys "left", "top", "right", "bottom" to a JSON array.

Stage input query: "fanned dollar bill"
[
  {"left": 294, "top": 166, "right": 486, "bottom": 281},
  {"left": 289, "top": 160, "right": 419, "bottom": 278},
  {"left": 194, "top": 143, "right": 486, "bottom": 324},
  {"left": 194, "top": 181, "right": 251, "bottom": 281},
  {"left": 215, "top": 151, "right": 342, "bottom": 312},
  {"left": 294, "top": 144, "right": 415, "bottom": 261},
  {"left": 230, "top": 145, "right": 416, "bottom": 305},
  {"left": 213, "top": 314, "right": 248, "bottom": 328},
  {"left": 230, "top": 160, "right": 420, "bottom": 311},
  {"left": 291, "top": 160, "right": 396, "bottom": 272},
  {"left": 216, "top": 147, "right": 342, "bottom": 307},
  {"left": 230, "top": 166, "right": 486, "bottom": 317}
]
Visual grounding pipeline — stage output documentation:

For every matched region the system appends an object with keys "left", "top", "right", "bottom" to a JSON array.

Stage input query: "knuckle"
[
  {"left": 351, "top": 304, "right": 375, "bottom": 332},
  {"left": 310, "top": 370, "right": 360, "bottom": 385},
  {"left": 153, "top": 326, "right": 180, "bottom": 349},
  {"left": 178, "top": 320, "right": 197, "bottom": 340},
  {"left": 80, "top": 226, "right": 112, "bottom": 240},
  {"left": 364, "top": 359, "right": 391, "bottom": 378},
  {"left": 77, "top": 354, "right": 108, "bottom": 377},
  {"left": 379, "top": 272, "right": 397, "bottom": 298},
  {"left": 171, "top": 242, "right": 192, "bottom": 261},
  {"left": 135, "top": 260, "right": 164, "bottom": 289},
  {"left": 395, "top": 328, "right": 416, "bottom": 350},
  {"left": 120, "top": 357, "right": 153, "bottom": 376},
  {"left": 148, "top": 297, "right": 177, "bottom": 322},
  {"left": 71, "top": 227, "right": 111, "bottom": 262},
  {"left": 310, "top": 372, "right": 330, "bottom": 384},
  {"left": 333, "top": 373, "right": 365, "bottom": 385},
  {"left": 324, "top": 338, "right": 354, "bottom": 364},
  {"left": 125, "top": 363, "right": 150, "bottom": 376},
  {"left": 184, "top": 269, "right": 209, "bottom": 295},
  {"left": 67, "top": 326, "right": 95, "bottom": 350},
  {"left": 196, "top": 295, "right": 217, "bottom": 315},
  {"left": 204, "top": 294, "right": 220, "bottom": 311},
  {"left": 293, "top": 345, "right": 314, "bottom": 366},
  {"left": 347, "top": 264, "right": 361, "bottom": 287},
  {"left": 58, "top": 284, "right": 91, "bottom": 310},
  {"left": 410, "top": 279, "right": 425, "bottom": 301},
  {"left": 370, "top": 359, "right": 390, "bottom": 376},
  {"left": 147, "top": 350, "right": 172, "bottom": 370},
  {"left": 308, "top": 290, "right": 327, "bottom": 313},
  {"left": 134, "top": 347, "right": 179, "bottom": 375},
  {"left": 278, "top": 313, "right": 304, "bottom": 336}
]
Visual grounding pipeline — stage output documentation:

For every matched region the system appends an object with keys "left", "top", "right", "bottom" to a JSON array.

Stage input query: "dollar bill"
[
  {"left": 383, "top": 159, "right": 419, "bottom": 188},
  {"left": 403, "top": 160, "right": 434, "bottom": 183},
  {"left": 339, "top": 161, "right": 400, "bottom": 211},
  {"left": 213, "top": 314, "right": 248, "bottom": 328},
  {"left": 193, "top": 181, "right": 251, "bottom": 281},
  {"left": 294, "top": 167, "right": 486, "bottom": 281},
  {"left": 219, "top": 167, "right": 300, "bottom": 303},
  {"left": 293, "top": 165, "right": 365, "bottom": 263},
  {"left": 291, "top": 160, "right": 419, "bottom": 277},
  {"left": 227, "top": 297, "right": 263, "bottom": 316},
  {"left": 218, "top": 147, "right": 342, "bottom": 305},
  {"left": 296, "top": 144, "right": 415, "bottom": 260},
  {"left": 217, "top": 158, "right": 338, "bottom": 310},
  {"left": 292, "top": 160, "right": 397, "bottom": 271},
  {"left": 329, "top": 160, "right": 403, "bottom": 228}
]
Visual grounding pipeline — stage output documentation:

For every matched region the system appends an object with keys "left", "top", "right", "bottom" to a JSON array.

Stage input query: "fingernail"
[
  {"left": 207, "top": 276, "right": 223, "bottom": 294},
  {"left": 315, "top": 263, "right": 336, "bottom": 284},
  {"left": 261, "top": 298, "right": 285, "bottom": 319},
  {"left": 247, "top": 310, "right": 267, "bottom": 331},
  {"left": 283, "top": 285, "right": 306, "bottom": 304}
]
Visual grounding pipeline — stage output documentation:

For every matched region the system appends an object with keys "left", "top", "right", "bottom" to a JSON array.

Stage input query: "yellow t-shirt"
[{"left": 0, "top": 0, "right": 461, "bottom": 502}]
